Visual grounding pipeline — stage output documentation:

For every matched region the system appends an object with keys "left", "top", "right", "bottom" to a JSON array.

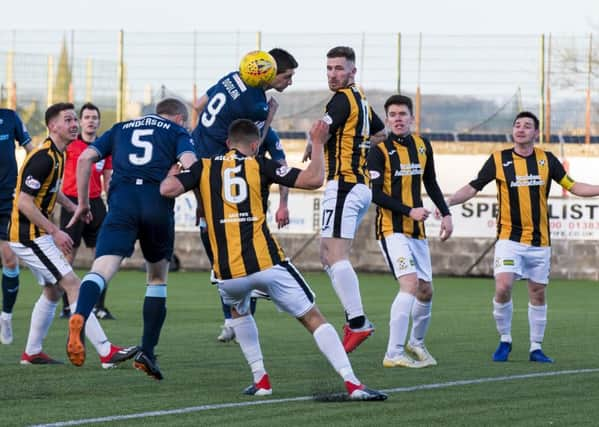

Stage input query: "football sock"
[
  {"left": 493, "top": 299, "right": 513, "bottom": 342},
  {"left": 313, "top": 323, "right": 359, "bottom": 384},
  {"left": 141, "top": 285, "right": 167, "bottom": 359},
  {"left": 409, "top": 298, "right": 432, "bottom": 346},
  {"left": 76, "top": 273, "right": 105, "bottom": 319},
  {"left": 2, "top": 266, "right": 19, "bottom": 313},
  {"left": 230, "top": 315, "right": 265, "bottom": 383},
  {"left": 24, "top": 294, "right": 57, "bottom": 355},
  {"left": 70, "top": 303, "right": 110, "bottom": 357},
  {"left": 387, "top": 291, "right": 414, "bottom": 357},
  {"left": 61, "top": 293, "right": 70, "bottom": 312},
  {"left": 528, "top": 303, "right": 547, "bottom": 350},
  {"left": 326, "top": 260, "right": 365, "bottom": 326},
  {"left": 97, "top": 286, "right": 108, "bottom": 309},
  {"left": 221, "top": 297, "right": 232, "bottom": 320}
]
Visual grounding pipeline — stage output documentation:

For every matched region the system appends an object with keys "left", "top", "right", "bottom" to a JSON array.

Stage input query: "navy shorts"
[{"left": 95, "top": 183, "right": 174, "bottom": 263}]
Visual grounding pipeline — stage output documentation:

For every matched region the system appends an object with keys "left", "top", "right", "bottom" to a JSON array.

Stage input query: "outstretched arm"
[
  {"left": 447, "top": 184, "right": 478, "bottom": 207},
  {"left": 294, "top": 120, "right": 328, "bottom": 189},
  {"left": 66, "top": 148, "right": 99, "bottom": 228},
  {"left": 275, "top": 159, "right": 290, "bottom": 229},
  {"left": 569, "top": 182, "right": 599, "bottom": 197}
]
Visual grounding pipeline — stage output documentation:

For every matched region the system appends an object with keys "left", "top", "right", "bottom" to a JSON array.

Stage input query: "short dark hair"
[
  {"left": 269, "top": 48, "right": 298, "bottom": 74},
  {"left": 327, "top": 46, "right": 355, "bottom": 62},
  {"left": 228, "top": 119, "right": 260, "bottom": 145},
  {"left": 156, "top": 98, "right": 188, "bottom": 123},
  {"left": 79, "top": 102, "right": 100, "bottom": 119},
  {"left": 513, "top": 111, "right": 539, "bottom": 129},
  {"left": 45, "top": 102, "right": 75, "bottom": 126},
  {"left": 384, "top": 94, "right": 414, "bottom": 115}
]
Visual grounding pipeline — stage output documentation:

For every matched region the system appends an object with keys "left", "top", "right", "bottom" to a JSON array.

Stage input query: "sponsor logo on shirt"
[
  {"left": 394, "top": 163, "right": 423, "bottom": 177},
  {"left": 510, "top": 175, "right": 544, "bottom": 187},
  {"left": 25, "top": 175, "right": 41, "bottom": 190}
]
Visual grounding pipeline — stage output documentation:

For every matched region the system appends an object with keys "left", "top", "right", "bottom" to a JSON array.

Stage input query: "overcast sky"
[{"left": 8, "top": 0, "right": 599, "bottom": 34}]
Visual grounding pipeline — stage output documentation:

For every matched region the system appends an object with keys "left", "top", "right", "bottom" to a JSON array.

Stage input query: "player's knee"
[{"left": 60, "top": 272, "right": 81, "bottom": 293}]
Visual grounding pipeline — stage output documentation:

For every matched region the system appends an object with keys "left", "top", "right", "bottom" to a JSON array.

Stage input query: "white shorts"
[
  {"left": 378, "top": 233, "right": 432, "bottom": 282},
  {"left": 9, "top": 235, "right": 72, "bottom": 285},
  {"left": 217, "top": 261, "right": 315, "bottom": 318},
  {"left": 494, "top": 239, "right": 551, "bottom": 284},
  {"left": 320, "top": 181, "right": 371, "bottom": 239}
]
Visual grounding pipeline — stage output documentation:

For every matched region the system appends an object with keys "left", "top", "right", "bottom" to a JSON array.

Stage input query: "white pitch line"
[{"left": 30, "top": 368, "right": 599, "bottom": 427}]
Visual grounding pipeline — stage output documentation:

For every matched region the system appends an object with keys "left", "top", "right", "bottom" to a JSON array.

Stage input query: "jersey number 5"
[{"left": 129, "top": 129, "right": 154, "bottom": 165}]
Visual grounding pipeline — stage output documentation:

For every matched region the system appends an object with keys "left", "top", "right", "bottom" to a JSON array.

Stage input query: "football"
[{"left": 239, "top": 50, "right": 277, "bottom": 87}]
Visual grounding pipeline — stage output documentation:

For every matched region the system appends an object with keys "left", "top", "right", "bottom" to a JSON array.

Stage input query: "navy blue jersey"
[
  {"left": 192, "top": 71, "right": 269, "bottom": 158},
  {"left": 92, "top": 114, "right": 195, "bottom": 186},
  {"left": 0, "top": 109, "right": 31, "bottom": 197}
]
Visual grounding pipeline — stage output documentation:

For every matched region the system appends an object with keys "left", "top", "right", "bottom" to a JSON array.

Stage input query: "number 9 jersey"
[{"left": 192, "top": 71, "right": 269, "bottom": 158}]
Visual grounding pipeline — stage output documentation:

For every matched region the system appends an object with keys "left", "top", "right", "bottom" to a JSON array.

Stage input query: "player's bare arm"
[
  {"left": 56, "top": 191, "right": 77, "bottom": 213},
  {"left": 260, "top": 98, "right": 279, "bottom": 146},
  {"left": 275, "top": 159, "right": 290, "bottom": 229},
  {"left": 66, "top": 147, "right": 99, "bottom": 228},
  {"left": 569, "top": 182, "right": 599, "bottom": 197},
  {"left": 370, "top": 129, "right": 387, "bottom": 146},
  {"left": 294, "top": 120, "right": 328, "bottom": 189}
]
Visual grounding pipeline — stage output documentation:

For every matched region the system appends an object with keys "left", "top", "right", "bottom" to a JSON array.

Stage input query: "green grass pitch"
[{"left": 1, "top": 270, "right": 598, "bottom": 426}]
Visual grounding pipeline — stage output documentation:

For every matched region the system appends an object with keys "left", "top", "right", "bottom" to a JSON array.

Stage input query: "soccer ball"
[{"left": 239, "top": 50, "right": 277, "bottom": 87}]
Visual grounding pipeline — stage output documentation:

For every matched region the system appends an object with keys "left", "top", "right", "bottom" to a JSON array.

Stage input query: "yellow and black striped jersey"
[
  {"left": 324, "top": 84, "right": 384, "bottom": 185},
  {"left": 176, "top": 149, "right": 301, "bottom": 280},
  {"left": 368, "top": 134, "right": 450, "bottom": 240},
  {"left": 9, "top": 137, "right": 65, "bottom": 243},
  {"left": 470, "top": 147, "right": 574, "bottom": 247}
]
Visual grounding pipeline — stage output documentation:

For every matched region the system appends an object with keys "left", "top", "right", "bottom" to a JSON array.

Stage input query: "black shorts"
[{"left": 60, "top": 196, "right": 107, "bottom": 248}]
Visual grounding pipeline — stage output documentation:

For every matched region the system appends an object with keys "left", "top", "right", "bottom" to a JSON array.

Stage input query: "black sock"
[
  {"left": 250, "top": 297, "right": 257, "bottom": 315},
  {"left": 142, "top": 295, "right": 167, "bottom": 359},
  {"left": 1, "top": 273, "right": 19, "bottom": 313},
  {"left": 97, "top": 286, "right": 107, "bottom": 309},
  {"left": 62, "top": 293, "right": 70, "bottom": 312},
  {"left": 348, "top": 315, "right": 366, "bottom": 329}
]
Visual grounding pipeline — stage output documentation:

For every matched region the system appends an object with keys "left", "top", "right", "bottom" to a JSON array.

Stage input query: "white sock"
[
  {"left": 387, "top": 292, "right": 414, "bottom": 357},
  {"left": 409, "top": 298, "right": 432, "bottom": 346},
  {"left": 231, "top": 315, "right": 265, "bottom": 382},
  {"left": 326, "top": 260, "right": 364, "bottom": 320},
  {"left": 224, "top": 318, "right": 233, "bottom": 327},
  {"left": 25, "top": 295, "right": 57, "bottom": 355},
  {"left": 70, "top": 304, "right": 111, "bottom": 357},
  {"left": 528, "top": 303, "right": 547, "bottom": 351},
  {"left": 493, "top": 299, "right": 513, "bottom": 343},
  {"left": 1, "top": 311, "right": 12, "bottom": 320},
  {"left": 313, "top": 323, "right": 359, "bottom": 384}
]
